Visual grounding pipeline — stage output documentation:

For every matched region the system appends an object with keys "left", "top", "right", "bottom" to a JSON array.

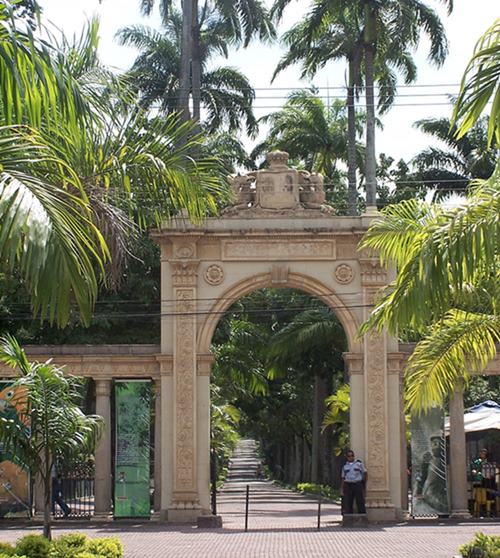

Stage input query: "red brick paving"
[{"left": 1, "top": 480, "right": 499, "bottom": 558}]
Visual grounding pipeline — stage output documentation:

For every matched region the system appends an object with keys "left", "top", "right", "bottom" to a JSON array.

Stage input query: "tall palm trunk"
[
  {"left": 43, "top": 449, "right": 51, "bottom": 540},
  {"left": 311, "top": 374, "right": 321, "bottom": 483},
  {"left": 347, "top": 58, "right": 358, "bottom": 215},
  {"left": 191, "top": 0, "right": 201, "bottom": 126},
  {"left": 178, "top": 0, "right": 194, "bottom": 121},
  {"left": 364, "top": 3, "right": 377, "bottom": 210}
]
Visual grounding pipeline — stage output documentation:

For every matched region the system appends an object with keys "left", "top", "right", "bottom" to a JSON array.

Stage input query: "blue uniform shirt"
[{"left": 342, "top": 459, "right": 366, "bottom": 483}]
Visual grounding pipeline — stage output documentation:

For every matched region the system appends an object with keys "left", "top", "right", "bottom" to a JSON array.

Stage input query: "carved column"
[
  {"left": 197, "top": 353, "right": 215, "bottom": 514},
  {"left": 360, "top": 259, "right": 395, "bottom": 520},
  {"left": 449, "top": 381, "right": 470, "bottom": 518},
  {"left": 169, "top": 254, "right": 201, "bottom": 521},
  {"left": 153, "top": 378, "right": 162, "bottom": 515},
  {"left": 94, "top": 378, "right": 112, "bottom": 519},
  {"left": 343, "top": 353, "right": 365, "bottom": 458}
]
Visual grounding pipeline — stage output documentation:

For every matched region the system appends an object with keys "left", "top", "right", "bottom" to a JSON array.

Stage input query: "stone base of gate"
[
  {"left": 366, "top": 506, "right": 397, "bottom": 522},
  {"left": 168, "top": 507, "right": 202, "bottom": 522},
  {"left": 92, "top": 512, "right": 113, "bottom": 522},
  {"left": 197, "top": 514, "right": 223, "bottom": 528},
  {"left": 342, "top": 513, "right": 368, "bottom": 527}
]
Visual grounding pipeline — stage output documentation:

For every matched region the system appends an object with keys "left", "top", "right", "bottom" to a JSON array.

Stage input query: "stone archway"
[{"left": 153, "top": 151, "right": 406, "bottom": 522}]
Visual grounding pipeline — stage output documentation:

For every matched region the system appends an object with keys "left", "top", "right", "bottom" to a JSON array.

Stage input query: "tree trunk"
[
  {"left": 43, "top": 453, "right": 51, "bottom": 540},
  {"left": 347, "top": 58, "right": 358, "bottom": 215},
  {"left": 191, "top": 0, "right": 201, "bottom": 128},
  {"left": 178, "top": 0, "right": 194, "bottom": 121},
  {"left": 311, "top": 375, "right": 321, "bottom": 483},
  {"left": 292, "top": 435, "right": 302, "bottom": 484},
  {"left": 364, "top": 4, "right": 377, "bottom": 209}
]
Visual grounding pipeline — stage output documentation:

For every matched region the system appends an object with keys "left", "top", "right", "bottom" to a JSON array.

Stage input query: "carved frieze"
[
  {"left": 174, "top": 243, "right": 195, "bottom": 259},
  {"left": 365, "top": 331, "right": 388, "bottom": 490},
  {"left": 334, "top": 263, "right": 355, "bottom": 285},
  {"left": 204, "top": 264, "right": 224, "bottom": 286},
  {"left": 173, "top": 288, "right": 197, "bottom": 496},
  {"left": 222, "top": 239, "right": 335, "bottom": 260},
  {"left": 171, "top": 260, "right": 200, "bottom": 287}
]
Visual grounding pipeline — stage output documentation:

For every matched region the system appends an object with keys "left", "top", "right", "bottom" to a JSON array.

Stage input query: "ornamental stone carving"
[
  {"left": 360, "top": 259, "right": 387, "bottom": 286},
  {"left": 171, "top": 260, "right": 199, "bottom": 287},
  {"left": 224, "top": 151, "right": 334, "bottom": 214},
  {"left": 334, "top": 263, "right": 355, "bottom": 284},
  {"left": 204, "top": 264, "right": 224, "bottom": 286},
  {"left": 270, "top": 264, "right": 289, "bottom": 285},
  {"left": 175, "top": 243, "right": 195, "bottom": 259}
]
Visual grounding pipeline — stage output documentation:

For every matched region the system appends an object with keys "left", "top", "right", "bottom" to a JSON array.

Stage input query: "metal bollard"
[
  {"left": 317, "top": 493, "right": 322, "bottom": 530},
  {"left": 245, "top": 484, "right": 249, "bottom": 531}
]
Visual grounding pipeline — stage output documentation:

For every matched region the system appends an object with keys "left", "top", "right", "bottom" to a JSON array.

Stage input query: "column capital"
[
  {"left": 95, "top": 378, "right": 112, "bottom": 396},
  {"left": 359, "top": 258, "right": 388, "bottom": 287},
  {"left": 197, "top": 353, "right": 215, "bottom": 376},
  {"left": 170, "top": 260, "right": 200, "bottom": 287},
  {"left": 343, "top": 352, "right": 363, "bottom": 375},
  {"left": 387, "top": 352, "right": 405, "bottom": 375},
  {"left": 156, "top": 355, "right": 173, "bottom": 376}
]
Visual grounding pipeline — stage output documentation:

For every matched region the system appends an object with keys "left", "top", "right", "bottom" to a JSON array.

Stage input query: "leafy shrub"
[
  {"left": 0, "top": 543, "right": 16, "bottom": 556},
  {"left": 50, "top": 534, "right": 88, "bottom": 558},
  {"left": 73, "top": 553, "right": 105, "bottom": 558},
  {"left": 296, "top": 483, "right": 340, "bottom": 501},
  {"left": 460, "top": 533, "right": 500, "bottom": 558},
  {"left": 84, "top": 539, "right": 123, "bottom": 558},
  {"left": 15, "top": 535, "right": 51, "bottom": 558},
  {"left": 0, "top": 554, "right": 27, "bottom": 558}
]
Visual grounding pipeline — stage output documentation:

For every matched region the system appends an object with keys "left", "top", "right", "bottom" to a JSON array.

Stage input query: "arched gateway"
[{"left": 153, "top": 151, "right": 406, "bottom": 522}]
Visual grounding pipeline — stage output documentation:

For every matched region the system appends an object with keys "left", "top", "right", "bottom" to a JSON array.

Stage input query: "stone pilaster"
[
  {"left": 94, "top": 378, "right": 112, "bottom": 520},
  {"left": 153, "top": 379, "right": 162, "bottom": 515},
  {"left": 197, "top": 354, "right": 215, "bottom": 514},
  {"left": 169, "top": 254, "right": 201, "bottom": 521},
  {"left": 449, "top": 382, "right": 470, "bottom": 518},
  {"left": 157, "top": 355, "right": 173, "bottom": 521},
  {"left": 360, "top": 259, "right": 395, "bottom": 520},
  {"left": 343, "top": 353, "right": 365, "bottom": 458}
]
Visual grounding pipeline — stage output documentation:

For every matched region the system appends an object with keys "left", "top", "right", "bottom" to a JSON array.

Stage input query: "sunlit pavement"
[{"left": 1, "top": 441, "right": 498, "bottom": 557}]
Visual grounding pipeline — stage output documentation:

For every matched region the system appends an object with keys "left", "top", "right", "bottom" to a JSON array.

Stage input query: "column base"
[
  {"left": 168, "top": 508, "right": 201, "bottom": 522},
  {"left": 366, "top": 506, "right": 396, "bottom": 522},
  {"left": 197, "top": 514, "right": 223, "bottom": 528},
  {"left": 363, "top": 205, "right": 379, "bottom": 216},
  {"left": 92, "top": 512, "right": 113, "bottom": 522},
  {"left": 150, "top": 511, "right": 161, "bottom": 521},
  {"left": 342, "top": 513, "right": 368, "bottom": 527},
  {"left": 450, "top": 510, "right": 471, "bottom": 520}
]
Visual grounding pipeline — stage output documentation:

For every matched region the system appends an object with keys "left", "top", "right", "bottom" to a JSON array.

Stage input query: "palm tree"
[
  {"left": 452, "top": 18, "right": 500, "bottom": 147},
  {"left": 360, "top": 18, "right": 500, "bottom": 414},
  {"left": 138, "top": 0, "right": 275, "bottom": 121},
  {"left": 267, "top": 306, "right": 346, "bottom": 483},
  {"left": 0, "top": 335, "right": 103, "bottom": 539},
  {"left": 0, "top": 16, "right": 227, "bottom": 325},
  {"left": 252, "top": 91, "right": 364, "bottom": 196},
  {"left": 412, "top": 116, "right": 498, "bottom": 198},
  {"left": 117, "top": 11, "right": 258, "bottom": 136},
  {"left": 359, "top": 181, "right": 499, "bottom": 413},
  {"left": 273, "top": 0, "right": 451, "bottom": 211}
]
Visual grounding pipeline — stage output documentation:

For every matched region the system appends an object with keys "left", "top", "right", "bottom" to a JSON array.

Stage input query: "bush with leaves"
[
  {"left": 460, "top": 532, "right": 500, "bottom": 558},
  {"left": 0, "top": 543, "right": 15, "bottom": 556},
  {"left": 83, "top": 539, "right": 122, "bottom": 558},
  {"left": 15, "top": 536, "right": 50, "bottom": 558}
]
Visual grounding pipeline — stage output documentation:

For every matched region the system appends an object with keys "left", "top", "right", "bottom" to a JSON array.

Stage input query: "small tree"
[{"left": 0, "top": 335, "right": 103, "bottom": 539}]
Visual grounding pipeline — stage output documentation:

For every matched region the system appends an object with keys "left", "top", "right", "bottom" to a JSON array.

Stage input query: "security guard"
[{"left": 341, "top": 449, "right": 367, "bottom": 514}]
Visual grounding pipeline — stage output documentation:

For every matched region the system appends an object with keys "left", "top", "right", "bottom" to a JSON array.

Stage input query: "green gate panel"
[{"left": 114, "top": 380, "right": 151, "bottom": 518}]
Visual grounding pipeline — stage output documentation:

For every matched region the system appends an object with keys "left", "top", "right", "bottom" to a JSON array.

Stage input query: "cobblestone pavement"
[{"left": 1, "top": 441, "right": 498, "bottom": 557}]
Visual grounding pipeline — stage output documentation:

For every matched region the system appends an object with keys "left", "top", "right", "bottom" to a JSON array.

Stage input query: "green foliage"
[
  {"left": 84, "top": 539, "right": 123, "bottom": 558},
  {"left": 459, "top": 533, "right": 500, "bottom": 558},
  {"left": 0, "top": 542, "right": 15, "bottom": 556},
  {"left": 296, "top": 482, "right": 340, "bottom": 501},
  {"left": 453, "top": 19, "right": 500, "bottom": 147},
  {"left": 15, "top": 536, "right": 51, "bottom": 558},
  {"left": 360, "top": 176, "right": 500, "bottom": 413},
  {"left": 49, "top": 534, "right": 88, "bottom": 558}
]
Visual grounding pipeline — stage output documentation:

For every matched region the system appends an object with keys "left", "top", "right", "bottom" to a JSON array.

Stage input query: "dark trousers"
[
  {"left": 344, "top": 481, "right": 366, "bottom": 514},
  {"left": 52, "top": 478, "right": 71, "bottom": 516}
]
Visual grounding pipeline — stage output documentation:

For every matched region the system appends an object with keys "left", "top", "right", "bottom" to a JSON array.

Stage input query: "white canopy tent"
[{"left": 445, "top": 401, "right": 500, "bottom": 434}]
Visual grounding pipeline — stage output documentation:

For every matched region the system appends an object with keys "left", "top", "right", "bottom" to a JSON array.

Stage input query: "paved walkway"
[{"left": 0, "top": 439, "right": 498, "bottom": 557}]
